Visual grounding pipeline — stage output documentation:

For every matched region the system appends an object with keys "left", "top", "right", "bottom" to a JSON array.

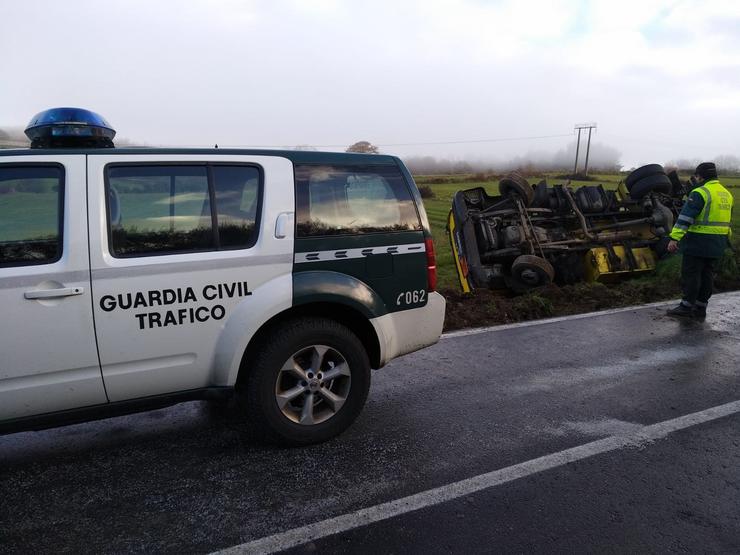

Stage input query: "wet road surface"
[{"left": 1, "top": 293, "right": 739, "bottom": 554}]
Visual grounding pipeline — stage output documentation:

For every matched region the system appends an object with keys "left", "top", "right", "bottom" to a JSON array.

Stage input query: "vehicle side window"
[
  {"left": 212, "top": 166, "right": 260, "bottom": 249},
  {"left": 295, "top": 165, "right": 421, "bottom": 236},
  {"left": 106, "top": 165, "right": 261, "bottom": 257},
  {"left": 0, "top": 165, "right": 63, "bottom": 267}
]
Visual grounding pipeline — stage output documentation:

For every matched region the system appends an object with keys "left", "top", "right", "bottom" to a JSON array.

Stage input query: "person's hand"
[{"left": 667, "top": 240, "right": 679, "bottom": 253}]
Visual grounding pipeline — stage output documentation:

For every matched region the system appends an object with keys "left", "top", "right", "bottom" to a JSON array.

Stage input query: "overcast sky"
[{"left": 1, "top": 0, "right": 738, "bottom": 168}]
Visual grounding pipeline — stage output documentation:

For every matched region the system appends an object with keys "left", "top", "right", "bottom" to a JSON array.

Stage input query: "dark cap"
[{"left": 695, "top": 162, "right": 718, "bottom": 180}]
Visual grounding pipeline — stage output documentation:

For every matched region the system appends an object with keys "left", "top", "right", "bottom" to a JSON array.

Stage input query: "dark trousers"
[{"left": 681, "top": 254, "right": 718, "bottom": 305}]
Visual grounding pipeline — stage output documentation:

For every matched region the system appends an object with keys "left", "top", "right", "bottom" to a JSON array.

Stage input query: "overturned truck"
[{"left": 447, "top": 165, "right": 687, "bottom": 293}]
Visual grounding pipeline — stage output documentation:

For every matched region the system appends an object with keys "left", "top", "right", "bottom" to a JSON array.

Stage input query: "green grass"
[
  {"left": 418, "top": 172, "right": 740, "bottom": 291},
  {"left": 0, "top": 192, "right": 59, "bottom": 240},
  {"left": 0, "top": 191, "right": 211, "bottom": 243},
  {"left": 422, "top": 181, "right": 491, "bottom": 289},
  {"left": 117, "top": 192, "right": 210, "bottom": 231},
  {"left": 3, "top": 171, "right": 737, "bottom": 294}
]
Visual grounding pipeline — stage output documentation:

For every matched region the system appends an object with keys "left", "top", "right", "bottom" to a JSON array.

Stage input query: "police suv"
[{"left": 0, "top": 108, "right": 445, "bottom": 445}]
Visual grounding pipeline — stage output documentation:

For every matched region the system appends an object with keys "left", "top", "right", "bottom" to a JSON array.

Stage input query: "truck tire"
[
  {"left": 509, "top": 255, "right": 555, "bottom": 290},
  {"left": 240, "top": 317, "right": 371, "bottom": 446},
  {"left": 499, "top": 173, "right": 534, "bottom": 207},
  {"left": 625, "top": 164, "right": 665, "bottom": 190},
  {"left": 629, "top": 174, "right": 672, "bottom": 199}
]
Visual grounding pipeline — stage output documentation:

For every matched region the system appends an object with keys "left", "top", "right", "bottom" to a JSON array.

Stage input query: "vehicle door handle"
[
  {"left": 275, "top": 211, "right": 294, "bottom": 239},
  {"left": 24, "top": 287, "right": 85, "bottom": 300}
]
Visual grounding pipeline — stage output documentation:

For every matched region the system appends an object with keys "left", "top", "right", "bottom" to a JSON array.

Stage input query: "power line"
[
  {"left": 599, "top": 133, "right": 732, "bottom": 152},
  {"left": 209, "top": 132, "right": 574, "bottom": 150},
  {"left": 376, "top": 133, "right": 574, "bottom": 147}
]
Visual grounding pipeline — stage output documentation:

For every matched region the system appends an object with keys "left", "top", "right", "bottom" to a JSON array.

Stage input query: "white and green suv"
[{"left": 0, "top": 108, "right": 445, "bottom": 445}]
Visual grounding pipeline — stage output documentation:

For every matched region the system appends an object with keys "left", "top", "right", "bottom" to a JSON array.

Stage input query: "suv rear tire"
[{"left": 241, "top": 317, "right": 371, "bottom": 446}]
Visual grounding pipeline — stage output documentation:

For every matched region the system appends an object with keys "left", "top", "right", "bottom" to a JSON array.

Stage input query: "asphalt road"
[{"left": 1, "top": 293, "right": 739, "bottom": 554}]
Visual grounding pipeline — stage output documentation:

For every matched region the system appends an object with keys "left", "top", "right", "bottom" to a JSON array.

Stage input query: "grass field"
[
  {"left": 418, "top": 172, "right": 740, "bottom": 291},
  {"left": 0, "top": 191, "right": 60, "bottom": 241},
  {"left": 3, "top": 172, "right": 738, "bottom": 299}
]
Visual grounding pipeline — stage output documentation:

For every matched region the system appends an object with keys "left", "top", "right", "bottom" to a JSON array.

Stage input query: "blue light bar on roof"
[{"left": 25, "top": 107, "right": 116, "bottom": 148}]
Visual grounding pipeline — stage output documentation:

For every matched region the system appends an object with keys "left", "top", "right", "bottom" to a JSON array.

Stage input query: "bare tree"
[
  {"left": 714, "top": 155, "right": 740, "bottom": 174},
  {"left": 664, "top": 158, "right": 701, "bottom": 172},
  {"left": 346, "top": 141, "right": 380, "bottom": 154}
]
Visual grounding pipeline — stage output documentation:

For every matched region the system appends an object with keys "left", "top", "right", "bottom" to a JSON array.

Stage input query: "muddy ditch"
[{"left": 441, "top": 252, "right": 740, "bottom": 332}]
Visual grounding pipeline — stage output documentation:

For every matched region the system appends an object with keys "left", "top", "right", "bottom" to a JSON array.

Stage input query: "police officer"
[{"left": 666, "top": 162, "right": 733, "bottom": 318}]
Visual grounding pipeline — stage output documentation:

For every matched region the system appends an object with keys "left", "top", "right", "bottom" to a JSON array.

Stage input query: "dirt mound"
[
  {"left": 443, "top": 283, "right": 658, "bottom": 331},
  {"left": 441, "top": 283, "right": 670, "bottom": 332},
  {"left": 442, "top": 249, "right": 740, "bottom": 331}
]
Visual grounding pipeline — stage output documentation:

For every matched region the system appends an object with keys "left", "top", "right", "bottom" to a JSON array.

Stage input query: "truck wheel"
[
  {"left": 241, "top": 317, "right": 371, "bottom": 446},
  {"left": 625, "top": 164, "right": 665, "bottom": 190},
  {"left": 499, "top": 173, "right": 534, "bottom": 207},
  {"left": 629, "top": 174, "right": 672, "bottom": 199},
  {"left": 510, "top": 255, "right": 555, "bottom": 290}
]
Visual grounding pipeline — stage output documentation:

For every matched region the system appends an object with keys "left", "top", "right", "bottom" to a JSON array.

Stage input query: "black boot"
[
  {"left": 667, "top": 302, "right": 694, "bottom": 318},
  {"left": 694, "top": 303, "right": 707, "bottom": 319}
]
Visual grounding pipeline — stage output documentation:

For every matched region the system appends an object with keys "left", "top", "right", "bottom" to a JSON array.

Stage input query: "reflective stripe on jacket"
[{"left": 670, "top": 180, "right": 733, "bottom": 241}]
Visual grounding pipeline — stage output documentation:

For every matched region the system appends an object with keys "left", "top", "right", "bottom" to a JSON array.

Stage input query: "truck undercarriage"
[{"left": 448, "top": 165, "right": 687, "bottom": 293}]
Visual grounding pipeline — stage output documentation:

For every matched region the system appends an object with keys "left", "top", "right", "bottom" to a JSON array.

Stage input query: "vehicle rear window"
[
  {"left": 106, "top": 164, "right": 261, "bottom": 257},
  {"left": 0, "top": 165, "right": 63, "bottom": 267},
  {"left": 295, "top": 165, "right": 421, "bottom": 236}
]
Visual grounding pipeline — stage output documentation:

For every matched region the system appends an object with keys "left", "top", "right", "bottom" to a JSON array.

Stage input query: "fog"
[
  {"left": 2, "top": 1, "right": 739, "bottom": 170},
  {"left": 0, "top": 127, "right": 27, "bottom": 148},
  {"left": 6, "top": 121, "right": 740, "bottom": 175},
  {"left": 402, "top": 140, "right": 622, "bottom": 174}
]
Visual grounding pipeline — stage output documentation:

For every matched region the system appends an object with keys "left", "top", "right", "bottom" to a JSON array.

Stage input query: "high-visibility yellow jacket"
[{"left": 670, "top": 179, "right": 733, "bottom": 257}]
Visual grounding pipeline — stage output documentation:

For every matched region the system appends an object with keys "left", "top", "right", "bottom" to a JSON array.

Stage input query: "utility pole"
[{"left": 573, "top": 123, "right": 597, "bottom": 176}]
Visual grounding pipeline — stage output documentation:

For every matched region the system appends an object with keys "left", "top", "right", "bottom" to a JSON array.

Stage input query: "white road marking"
[
  {"left": 441, "top": 291, "right": 740, "bottom": 339},
  {"left": 212, "top": 399, "right": 740, "bottom": 555}
]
